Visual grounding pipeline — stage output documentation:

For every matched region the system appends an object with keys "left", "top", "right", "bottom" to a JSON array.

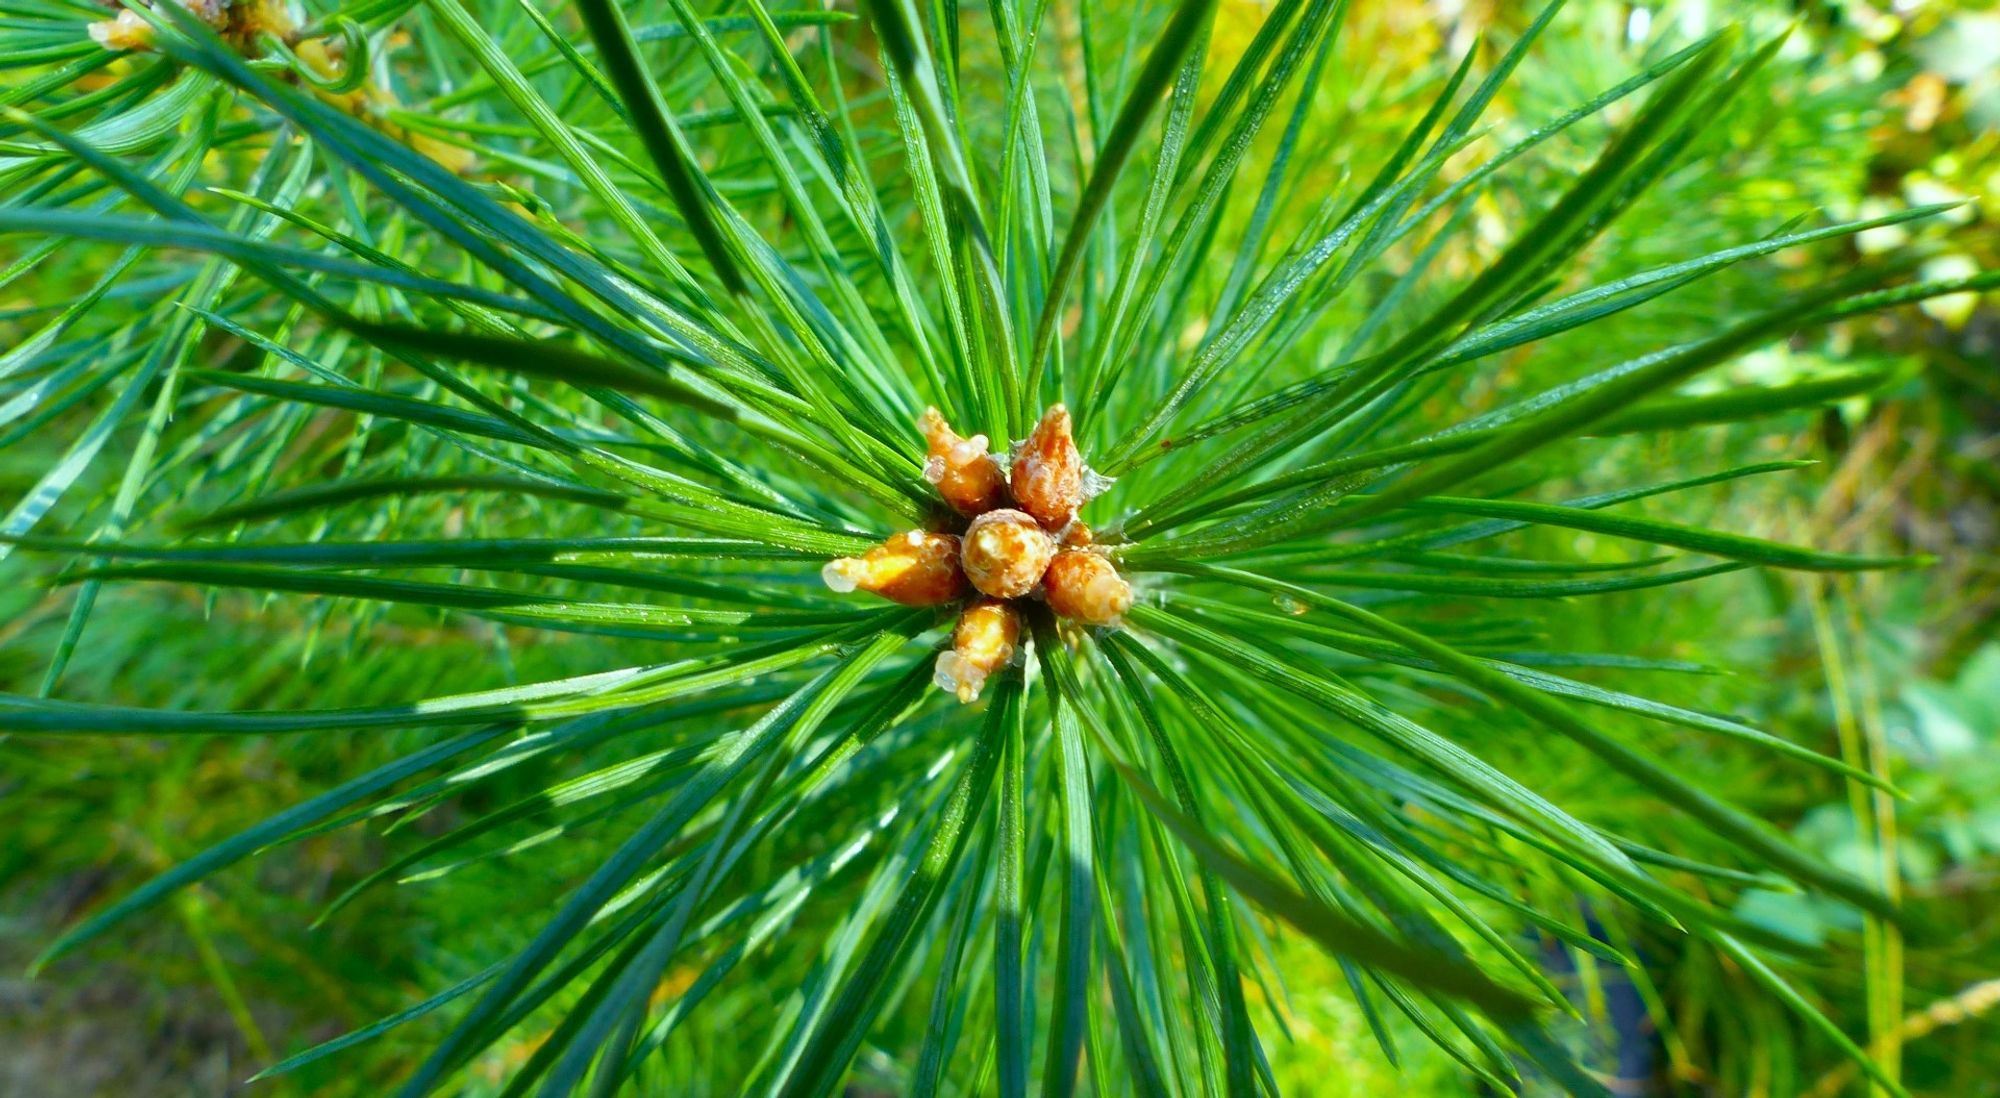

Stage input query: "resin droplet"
[
  {"left": 1272, "top": 593, "right": 1309, "bottom": 616},
  {"left": 919, "top": 406, "right": 1007, "bottom": 515},
  {"left": 1010, "top": 404, "right": 1084, "bottom": 530},
  {"left": 934, "top": 599, "right": 1020, "bottom": 703},
  {"left": 821, "top": 530, "right": 967, "bottom": 606},
  {"left": 960, "top": 509, "right": 1056, "bottom": 600},
  {"left": 1042, "top": 551, "right": 1133, "bottom": 626}
]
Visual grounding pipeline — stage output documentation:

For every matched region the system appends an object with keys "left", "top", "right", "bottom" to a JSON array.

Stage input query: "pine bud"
[
  {"left": 1042, "top": 550, "right": 1133, "bottom": 626},
  {"left": 1010, "top": 404, "right": 1084, "bottom": 530},
  {"left": 933, "top": 599, "right": 1020, "bottom": 703},
  {"left": 919, "top": 406, "right": 1008, "bottom": 515},
  {"left": 960, "top": 509, "right": 1056, "bottom": 600},
  {"left": 88, "top": 9, "right": 155, "bottom": 50},
  {"left": 821, "top": 530, "right": 967, "bottom": 606}
]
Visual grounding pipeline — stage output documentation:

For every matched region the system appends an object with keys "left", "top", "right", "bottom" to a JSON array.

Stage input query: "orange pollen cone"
[
  {"left": 1042, "top": 550, "right": 1133, "bottom": 626},
  {"left": 1010, "top": 404, "right": 1084, "bottom": 530},
  {"left": 821, "top": 530, "right": 967, "bottom": 606},
  {"left": 919, "top": 407, "right": 1008, "bottom": 515},
  {"left": 960, "top": 509, "right": 1057, "bottom": 600},
  {"left": 933, "top": 599, "right": 1020, "bottom": 703}
]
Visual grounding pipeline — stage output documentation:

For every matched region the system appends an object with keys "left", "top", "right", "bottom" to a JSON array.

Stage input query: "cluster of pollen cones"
[
  {"left": 823, "top": 405, "right": 1133, "bottom": 703},
  {"left": 93, "top": 1, "right": 307, "bottom": 53}
]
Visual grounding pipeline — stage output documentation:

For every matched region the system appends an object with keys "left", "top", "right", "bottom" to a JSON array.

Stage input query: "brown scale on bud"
[
  {"left": 961, "top": 509, "right": 1056, "bottom": 600},
  {"left": 1042, "top": 550, "right": 1134, "bottom": 626},
  {"left": 1010, "top": 404, "right": 1085, "bottom": 530},
  {"left": 821, "top": 530, "right": 967, "bottom": 606},
  {"left": 920, "top": 407, "right": 1008, "bottom": 515},
  {"left": 934, "top": 600, "right": 1020, "bottom": 703}
]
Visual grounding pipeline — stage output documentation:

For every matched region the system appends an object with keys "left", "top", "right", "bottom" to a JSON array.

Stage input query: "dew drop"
[{"left": 1272, "top": 593, "right": 1309, "bottom": 616}]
